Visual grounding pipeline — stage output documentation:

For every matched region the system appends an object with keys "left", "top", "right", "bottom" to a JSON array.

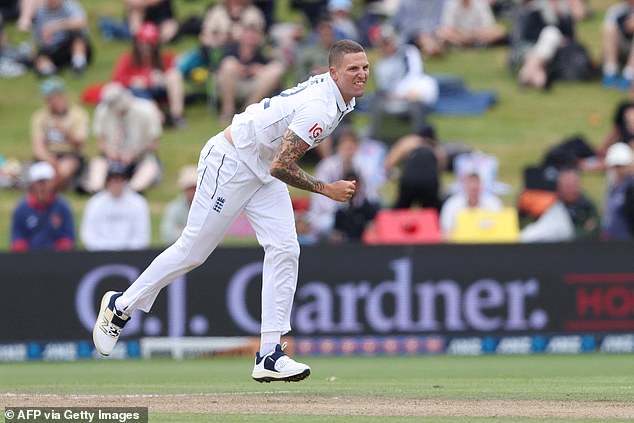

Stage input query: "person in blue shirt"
[{"left": 10, "top": 161, "right": 75, "bottom": 252}]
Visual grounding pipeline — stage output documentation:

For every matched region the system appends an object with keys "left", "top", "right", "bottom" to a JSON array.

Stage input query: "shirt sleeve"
[
  {"left": 66, "top": 0, "right": 86, "bottom": 19},
  {"left": 112, "top": 53, "right": 133, "bottom": 86},
  {"left": 30, "top": 110, "right": 46, "bottom": 143},
  {"left": 10, "top": 203, "right": 29, "bottom": 252},
  {"left": 55, "top": 201, "right": 76, "bottom": 250},
  {"left": 287, "top": 100, "right": 329, "bottom": 147}
]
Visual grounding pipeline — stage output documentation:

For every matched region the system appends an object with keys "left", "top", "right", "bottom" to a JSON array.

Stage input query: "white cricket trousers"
[{"left": 117, "top": 132, "right": 300, "bottom": 334}]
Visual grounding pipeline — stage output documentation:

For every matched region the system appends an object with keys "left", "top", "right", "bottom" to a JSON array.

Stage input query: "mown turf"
[{"left": 1, "top": 354, "right": 633, "bottom": 422}]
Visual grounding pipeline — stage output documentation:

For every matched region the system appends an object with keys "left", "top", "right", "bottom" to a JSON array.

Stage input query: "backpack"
[{"left": 550, "top": 41, "right": 595, "bottom": 81}]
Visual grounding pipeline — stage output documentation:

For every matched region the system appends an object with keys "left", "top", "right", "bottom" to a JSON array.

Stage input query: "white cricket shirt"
[{"left": 229, "top": 72, "right": 356, "bottom": 183}]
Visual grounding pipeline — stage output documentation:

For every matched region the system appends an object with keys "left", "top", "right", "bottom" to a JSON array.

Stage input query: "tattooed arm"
[{"left": 271, "top": 129, "right": 356, "bottom": 202}]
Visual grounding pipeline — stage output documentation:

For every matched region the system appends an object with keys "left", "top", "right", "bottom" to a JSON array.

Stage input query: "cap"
[
  {"left": 40, "top": 77, "right": 65, "bottom": 97},
  {"left": 328, "top": 0, "right": 352, "bottom": 11},
  {"left": 100, "top": 82, "right": 134, "bottom": 112},
  {"left": 136, "top": 22, "right": 160, "bottom": 44},
  {"left": 605, "top": 143, "right": 633, "bottom": 167},
  {"left": 177, "top": 165, "right": 198, "bottom": 189},
  {"left": 106, "top": 161, "right": 128, "bottom": 181},
  {"left": 379, "top": 23, "right": 398, "bottom": 42},
  {"left": 29, "top": 161, "right": 55, "bottom": 183},
  {"left": 416, "top": 123, "right": 436, "bottom": 140}
]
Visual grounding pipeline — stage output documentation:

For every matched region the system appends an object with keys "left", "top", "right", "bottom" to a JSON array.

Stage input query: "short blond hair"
[{"left": 328, "top": 39, "right": 365, "bottom": 67}]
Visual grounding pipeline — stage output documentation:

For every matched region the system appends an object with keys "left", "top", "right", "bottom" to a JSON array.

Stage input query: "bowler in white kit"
[{"left": 93, "top": 39, "right": 369, "bottom": 382}]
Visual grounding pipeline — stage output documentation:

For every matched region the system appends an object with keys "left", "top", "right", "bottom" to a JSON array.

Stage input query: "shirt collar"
[{"left": 326, "top": 73, "right": 355, "bottom": 113}]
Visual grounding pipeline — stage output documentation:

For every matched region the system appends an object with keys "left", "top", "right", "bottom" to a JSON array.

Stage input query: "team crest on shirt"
[
  {"left": 50, "top": 213, "right": 62, "bottom": 228},
  {"left": 308, "top": 122, "right": 323, "bottom": 140}
]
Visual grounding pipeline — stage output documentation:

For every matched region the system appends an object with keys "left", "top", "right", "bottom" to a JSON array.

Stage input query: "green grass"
[
  {"left": 1, "top": 354, "right": 633, "bottom": 422},
  {"left": 0, "top": 0, "right": 623, "bottom": 250}
]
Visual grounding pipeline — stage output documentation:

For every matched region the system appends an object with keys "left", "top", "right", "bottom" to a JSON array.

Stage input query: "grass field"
[
  {"left": 1, "top": 354, "right": 634, "bottom": 422},
  {"left": 0, "top": 0, "right": 626, "bottom": 249}
]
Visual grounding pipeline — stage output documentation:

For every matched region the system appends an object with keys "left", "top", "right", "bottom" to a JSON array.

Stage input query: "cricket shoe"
[
  {"left": 93, "top": 291, "right": 130, "bottom": 356},
  {"left": 251, "top": 343, "right": 311, "bottom": 383}
]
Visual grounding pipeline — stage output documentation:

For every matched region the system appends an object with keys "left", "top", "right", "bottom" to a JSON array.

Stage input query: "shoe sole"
[
  {"left": 252, "top": 369, "right": 311, "bottom": 383},
  {"left": 92, "top": 291, "right": 118, "bottom": 356}
]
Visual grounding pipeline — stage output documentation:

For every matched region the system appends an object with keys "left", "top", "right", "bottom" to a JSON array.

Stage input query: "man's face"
[
  {"left": 107, "top": 176, "right": 126, "bottom": 198},
  {"left": 465, "top": 174, "right": 481, "bottom": 206},
  {"left": 330, "top": 51, "right": 369, "bottom": 103},
  {"left": 557, "top": 170, "right": 581, "bottom": 204},
  {"left": 46, "top": 92, "right": 67, "bottom": 114},
  {"left": 30, "top": 179, "right": 55, "bottom": 203}
]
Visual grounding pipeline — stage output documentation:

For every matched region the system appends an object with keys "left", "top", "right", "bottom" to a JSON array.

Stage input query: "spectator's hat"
[
  {"left": 416, "top": 123, "right": 437, "bottom": 140},
  {"left": 241, "top": 8, "right": 265, "bottom": 32},
  {"left": 328, "top": 0, "right": 352, "bottom": 11},
  {"left": 136, "top": 21, "right": 160, "bottom": 44},
  {"left": 177, "top": 165, "right": 198, "bottom": 190},
  {"left": 106, "top": 161, "right": 128, "bottom": 181},
  {"left": 605, "top": 143, "right": 633, "bottom": 167},
  {"left": 40, "top": 77, "right": 65, "bottom": 97},
  {"left": 100, "top": 82, "right": 134, "bottom": 113},
  {"left": 29, "top": 161, "right": 55, "bottom": 184}
]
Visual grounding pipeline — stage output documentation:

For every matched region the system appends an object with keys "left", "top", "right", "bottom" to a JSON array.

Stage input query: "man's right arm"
[{"left": 270, "top": 129, "right": 356, "bottom": 202}]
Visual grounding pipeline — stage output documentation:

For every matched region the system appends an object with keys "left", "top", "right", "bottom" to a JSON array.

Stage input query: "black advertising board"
[{"left": 1, "top": 242, "right": 633, "bottom": 342}]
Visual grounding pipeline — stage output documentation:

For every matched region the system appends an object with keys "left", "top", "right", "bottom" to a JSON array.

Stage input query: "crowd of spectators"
[{"left": 3, "top": 0, "right": 634, "bottom": 252}]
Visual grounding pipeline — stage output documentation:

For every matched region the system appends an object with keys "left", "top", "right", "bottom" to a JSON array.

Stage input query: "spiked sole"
[{"left": 252, "top": 369, "right": 311, "bottom": 383}]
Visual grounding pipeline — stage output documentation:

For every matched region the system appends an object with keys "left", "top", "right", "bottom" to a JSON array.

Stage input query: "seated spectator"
[
  {"left": 31, "top": 77, "right": 88, "bottom": 190},
  {"left": 557, "top": 168, "right": 599, "bottom": 239},
  {"left": 391, "top": 0, "right": 445, "bottom": 58},
  {"left": 85, "top": 82, "right": 162, "bottom": 194},
  {"left": 80, "top": 161, "right": 151, "bottom": 251},
  {"left": 437, "top": 0, "right": 508, "bottom": 48},
  {"left": 126, "top": 0, "right": 179, "bottom": 43},
  {"left": 177, "top": 1, "right": 266, "bottom": 92},
  {"left": 520, "top": 167, "right": 598, "bottom": 241},
  {"left": 332, "top": 170, "right": 381, "bottom": 242},
  {"left": 327, "top": 0, "right": 361, "bottom": 42},
  {"left": 602, "top": 143, "right": 634, "bottom": 240},
  {"left": 513, "top": 0, "right": 592, "bottom": 90},
  {"left": 439, "top": 170, "right": 503, "bottom": 237},
  {"left": 601, "top": 0, "right": 634, "bottom": 89},
  {"left": 307, "top": 128, "right": 381, "bottom": 239},
  {"left": 1, "top": 0, "right": 40, "bottom": 32},
  {"left": 176, "top": 3, "right": 231, "bottom": 87},
  {"left": 160, "top": 164, "right": 197, "bottom": 244},
  {"left": 215, "top": 15, "right": 285, "bottom": 122},
  {"left": 32, "top": 0, "right": 91, "bottom": 76},
  {"left": 112, "top": 21, "right": 186, "bottom": 128},
  {"left": 384, "top": 124, "right": 446, "bottom": 210},
  {"left": 294, "top": 13, "right": 334, "bottom": 83},
  {"left": 599, "top": 82, "right": 634, "bottom": 156},
  {"left": 369, "top": 24, "right": 439, "bottom": 139},
  {"left": 10, "top": 161, "right": 75, "bottom": 252},
  {"left": 289, "top": 0, "right": 328, "bottom": 29}
]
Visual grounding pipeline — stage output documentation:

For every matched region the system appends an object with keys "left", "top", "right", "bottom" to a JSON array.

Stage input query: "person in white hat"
[
  {"left": 602, "top": 143, "right": 634, "bottom": 240},
  {"left": 85, "top": 82, "right": 163, "bottom": 194},
  {"left": 10, "top": 161, "right": 75, "bottom": 251},
  {"left": 159, "top": 164, "right": 198, "bottom": 244}
]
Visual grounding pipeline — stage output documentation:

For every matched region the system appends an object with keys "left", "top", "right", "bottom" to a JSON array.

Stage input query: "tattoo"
[{"left": 271, "top": 129, "right": 326, "bottom": 194}]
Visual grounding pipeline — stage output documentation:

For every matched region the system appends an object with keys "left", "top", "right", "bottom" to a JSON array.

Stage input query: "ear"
[{"left": 329, "top": 66, "right": 337, "bottom": 81}]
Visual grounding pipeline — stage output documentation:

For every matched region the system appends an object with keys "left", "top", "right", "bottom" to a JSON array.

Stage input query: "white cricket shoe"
[
  {"left": 251, "top": 343, "right": 311, "bottom": 383},
  {"left": 93, "top": 291, "right": 130, "bottom": 356}
]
